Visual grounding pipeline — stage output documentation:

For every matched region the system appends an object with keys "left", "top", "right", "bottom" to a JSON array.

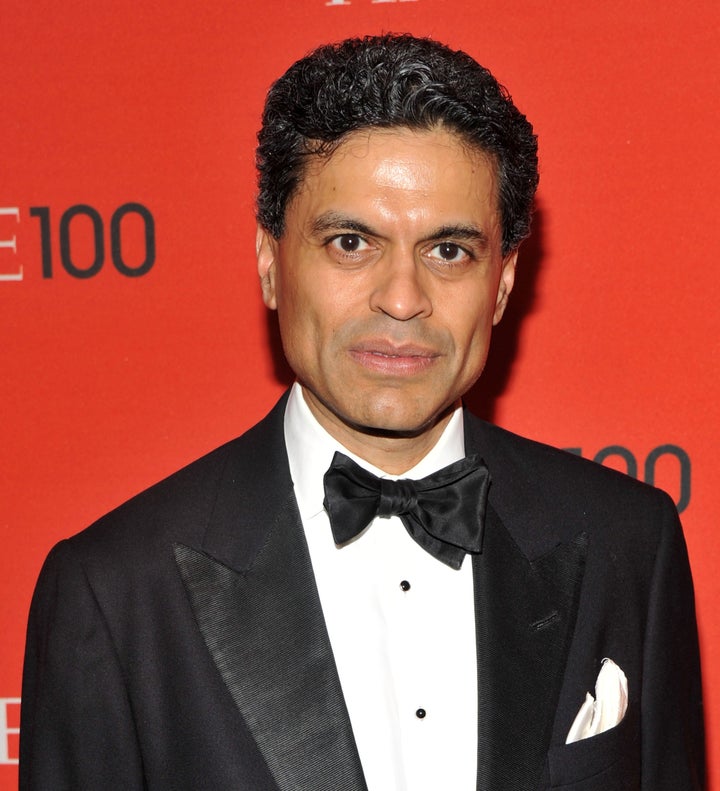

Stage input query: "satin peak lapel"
[
  {"left": 474, "top": 504, "right": 588, "bottom": 791},
  {"left": 174, "top": 492, "right": 367, "bottom": 791}
]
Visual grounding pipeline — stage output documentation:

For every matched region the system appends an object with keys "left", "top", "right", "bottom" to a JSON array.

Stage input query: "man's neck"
[{"left": 300, "top": 387, "right": 458, "bottom": 475}]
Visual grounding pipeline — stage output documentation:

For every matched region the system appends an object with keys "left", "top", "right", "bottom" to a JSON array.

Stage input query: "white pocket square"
[{"left": 566, "top": 658, "right": 628, "bottom": 744}]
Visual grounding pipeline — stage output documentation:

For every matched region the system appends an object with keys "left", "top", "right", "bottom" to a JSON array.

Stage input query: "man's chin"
[
  {"left": 340, "top": 401, "right": 459, "bottom": 440},
  {"left": 299, "top": 385, "right": 459, "bottom": 442}
]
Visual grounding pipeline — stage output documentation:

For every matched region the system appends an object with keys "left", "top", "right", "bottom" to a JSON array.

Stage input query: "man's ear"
[
  {"left": 256, "top": 225, "right": 278, "bottom": 310},
  {"left": 492, "top": 250, "right": 518, "bottom": 325}
]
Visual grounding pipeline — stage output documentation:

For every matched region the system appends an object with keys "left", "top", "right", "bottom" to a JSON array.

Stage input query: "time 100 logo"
[{"left": 0, "top": 203, "right": 155, "bottom": 281}]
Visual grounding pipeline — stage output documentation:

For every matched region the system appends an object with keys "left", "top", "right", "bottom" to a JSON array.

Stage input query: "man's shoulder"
[
  {"left": 464, "top": 412, "right": 680, "bottom": 555},
  {"left": 61, "top": 395, "right": 289, "bottom": 563},
  {"left": 467, "top": 411, "right": 665, "bottom": 500}
]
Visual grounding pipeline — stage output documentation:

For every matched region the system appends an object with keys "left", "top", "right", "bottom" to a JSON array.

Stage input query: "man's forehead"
[{"left": 289, "top": 126, "right": 500, "bottom": 221}]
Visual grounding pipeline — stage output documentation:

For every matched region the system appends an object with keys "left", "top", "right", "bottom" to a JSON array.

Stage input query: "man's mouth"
[{"left": 348, "top": 340, "right": 440, "bottom": 375}]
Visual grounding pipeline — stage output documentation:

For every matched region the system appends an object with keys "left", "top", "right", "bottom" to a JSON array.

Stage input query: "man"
[{"left": 20, "top": 34, "right": 704, "bottom": 790}]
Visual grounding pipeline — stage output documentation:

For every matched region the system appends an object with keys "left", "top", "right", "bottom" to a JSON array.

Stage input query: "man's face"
[{"left": 257, "top": 126, "right": 516, "bottom": 447}]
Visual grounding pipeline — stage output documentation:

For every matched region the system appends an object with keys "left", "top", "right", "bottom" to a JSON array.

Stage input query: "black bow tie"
[{"left": 322, "top": 451, "right": 490, "bottom": 570}]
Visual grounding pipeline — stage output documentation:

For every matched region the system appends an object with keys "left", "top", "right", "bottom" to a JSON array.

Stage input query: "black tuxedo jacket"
[{"left": 20, "top": 394, "right": 705, "bottom": 789}]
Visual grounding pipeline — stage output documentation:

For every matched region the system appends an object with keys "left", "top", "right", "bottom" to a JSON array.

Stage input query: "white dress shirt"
[{"left": 284, "top": 383, "right": 478, "bottom": 791}]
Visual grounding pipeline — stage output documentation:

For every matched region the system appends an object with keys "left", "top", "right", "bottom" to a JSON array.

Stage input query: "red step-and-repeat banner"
[{"left": 2, "top": 1, "right": 718, "bottom": 786}]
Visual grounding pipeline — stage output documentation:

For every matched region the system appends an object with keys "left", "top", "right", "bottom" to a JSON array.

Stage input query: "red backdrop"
[{"left": 2, "top": 1, "right": 718, "bottom": 786}]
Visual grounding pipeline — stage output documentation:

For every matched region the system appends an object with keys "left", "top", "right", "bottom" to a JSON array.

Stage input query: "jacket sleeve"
[
  {"left": 20, "top": 540, "right": 145, "bottom": 790},
  {"left": 640, "top": 493, "right": 705, "bottom": 789}
]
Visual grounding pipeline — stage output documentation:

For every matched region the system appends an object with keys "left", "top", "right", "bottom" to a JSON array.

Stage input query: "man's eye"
[
  {"left": 428, "top": 242, "right": 469, "bottom": 263},
  {"left": 330, "top": 234, "right": 368, "bottom": 253}
]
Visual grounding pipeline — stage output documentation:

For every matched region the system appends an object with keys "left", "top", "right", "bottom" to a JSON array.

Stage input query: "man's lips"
[{"left": 348, "top": 340, "right": 441, "bottom": 374}]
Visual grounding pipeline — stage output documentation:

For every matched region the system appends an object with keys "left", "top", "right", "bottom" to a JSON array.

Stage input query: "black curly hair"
[{"left": 256, "top": 34, "right": 538, "bottom": 256}]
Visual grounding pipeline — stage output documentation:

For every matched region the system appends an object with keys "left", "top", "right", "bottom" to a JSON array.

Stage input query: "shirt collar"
[{"left": 284, "top": 382, "right": 466, "bottom": 521}]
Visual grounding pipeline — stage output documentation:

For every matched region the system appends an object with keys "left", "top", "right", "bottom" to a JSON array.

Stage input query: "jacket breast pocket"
[{"left": 546, "top": 715, "right": 639, "bottom": 790}]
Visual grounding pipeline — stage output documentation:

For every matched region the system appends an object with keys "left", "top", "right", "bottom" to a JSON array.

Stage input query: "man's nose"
[{"left": 368, "top": 250, "right": 432, "bottom": 321}]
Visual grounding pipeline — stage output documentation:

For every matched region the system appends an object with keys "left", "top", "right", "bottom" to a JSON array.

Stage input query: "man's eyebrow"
[
  {"left": 310, "top": 212, "right": 378, "bottom": 237},
  {"left": 424, "top": 225, "right": 489, "bottom": 246}
]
